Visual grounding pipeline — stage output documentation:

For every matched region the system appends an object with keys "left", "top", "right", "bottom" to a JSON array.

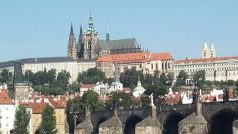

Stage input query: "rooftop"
[
  {"left": 0, "top": 89, "right": 14, "bottom": 105},
  {"left": 97, "top": 52, "right": 173, "bottom": 63},
  {"left": 175, "top": 56, "right": 238, "bottom": 64}
]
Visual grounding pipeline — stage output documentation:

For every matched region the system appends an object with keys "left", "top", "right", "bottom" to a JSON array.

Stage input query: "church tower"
[
  {"left": 202, "top": 41, "right": 210, "bottom": 58},
  {"left": 210, "top": 42, "right": 216, "bottom": 58},
  {"left": 67, "top": 23, "right": 77, "bottom": 59},
  {"left": 79, "top": 14, "right": 99, "bottom": 59},
  {"left": 77, "top": 24, "right": 84, "bottom": 59},
  {"left": 106, "top": 25, "right": 110, "bottom": 41}
]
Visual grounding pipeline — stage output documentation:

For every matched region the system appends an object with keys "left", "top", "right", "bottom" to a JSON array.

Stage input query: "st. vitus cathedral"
[{"left": 67, "top": 14, "right": 142, "bottom": 59}]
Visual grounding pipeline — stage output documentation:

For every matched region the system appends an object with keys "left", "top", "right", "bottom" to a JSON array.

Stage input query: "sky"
[{"left": 0, "top": 0, "right": 238, "bottom": 62}]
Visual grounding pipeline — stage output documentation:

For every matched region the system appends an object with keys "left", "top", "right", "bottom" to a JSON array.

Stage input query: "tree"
[
  {"left": 82, "top": 90, "right": 104, "bottom": 112},
  {"left": 109, "top": 91, "right": 132, "bottom": 108},
  {"left": 120, "top": 68, "right": 143, "bottom": 88},
  {"left": 193, "top": 70, "right": 205, "bottom": 89},
  {"left": 68, "top": 82, "right": 80, "bottom": 93},
  {"left": 175, "top": 70, "right": 188, "bottom": 88},
  {"left": 167, "top": 72, "right": 174, "bottom": 86},
  {"left": 47, "top": 69, "right": 57, "bottom": 84},
  {"left": 57, "top": 70, "right": 71, "bottom": 88},
  {"left": 24, "top": 70, "right": 34, "bottom": 82},
  {"left": 77, "top": 68, "right": 106, "bottom": 84},
  {"left": 0, "top": 68, "right": 12, "bottom": 84},
  {"left": 15, "top": 105, "right": 31, "bottom": 134},
  {"left": 39, "top": 104, "right": 57, "bottom": 134}
]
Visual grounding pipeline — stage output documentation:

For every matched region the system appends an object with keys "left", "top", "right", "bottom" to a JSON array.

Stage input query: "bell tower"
[
  {"left": 80, "top": 14, "right": 99, "bottom": 59},
  {"left": 210, "top": 42, "right": 216, "bottom": 58},
  {"left": 202, "top": 41, "right": 210, "bottom": 58}
]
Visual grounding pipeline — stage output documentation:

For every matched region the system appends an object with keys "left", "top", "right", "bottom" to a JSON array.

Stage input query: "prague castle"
[{"left": 67, "top": 14, "right": 142, "bottom": 60}]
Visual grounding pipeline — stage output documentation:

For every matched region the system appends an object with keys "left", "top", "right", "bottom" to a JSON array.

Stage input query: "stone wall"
[
  {"left": 179, "top": 124, "right": 207, "bottom": 134},
  {"left": 136, "top": 126, "right": 161, "bottom": 134}
]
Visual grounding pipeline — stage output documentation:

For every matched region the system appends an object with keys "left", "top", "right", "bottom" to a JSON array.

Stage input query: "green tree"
[
  {"left": 82, "top": 90, "right": 104, "bottom": 112},
  {"left": 15, "top": 105, "right": 31, "bottom": 134},
  {"left": 193, "top": 70, "right": 205, "bottom": 89},
  {"left": 167, "top": 72, "right": 174, "bottom": 86},
  {"left": 227, "top": 80, "right": 235, "bottom": 86},
  {"left": 175, "top": 70, "right": 188, "bottom": 88},
  {"left": 68, "top": 82, "right": 80, "bottom": 93},
  {"left": 24, "top": 70, "right": 34, "bottom": 82},
  {"left": 47, "top": 69, "right": 56, "bottom": 84},
  {"left": 120, "top": 68, "right": 143, "bottom": 88},
  {"left": 0, "top": 68, "right": 12, "bottom": 84},
  {"left": 39, "top": 104, "right": 57, "bottom": 134},
  {"left": 77, "top": 68, "right": 106, "bottom": 84},
  {"left": 110, "top": 91, "right": 132, "bottom": 108},
  {"left": 57, "top": 70, "right": 71, "bottom": 88}
]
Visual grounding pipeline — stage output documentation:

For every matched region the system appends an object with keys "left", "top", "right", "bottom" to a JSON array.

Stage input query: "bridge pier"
[{"left": 233, "top": 120, "right": 238, "bottom": 134}]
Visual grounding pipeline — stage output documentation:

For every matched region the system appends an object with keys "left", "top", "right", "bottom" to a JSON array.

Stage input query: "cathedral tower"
[
  {"left": 210, "top": 42, "right": 216, "bottom": 58},
  {"left": 78, "top": 14, "right": 99, "bottom": 59},
  {"left": 67, "top": 23, "right": 77, "bottom": 59},
  {"left": 202, "top": 41, "right": 210, "bottom": 58}
]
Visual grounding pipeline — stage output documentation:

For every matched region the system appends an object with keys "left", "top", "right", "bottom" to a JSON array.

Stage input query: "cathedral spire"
[
  {"left": 106, "top": 25, "right": 110, "bottom": 41},
  {"left": 67, "top": 23, "right": 77, "bottom": 59},
  {"left": 80, "top": 23, "right": 83, "bottom": 36},
  {"left": 89, "top": 13, "right": 94, "bottom": 28},
  {"left": 203, "top": 40, "right": 209, "bottom": 50},
  {"left": 70, "top": 22, "right": 74, "bottom": 36}
]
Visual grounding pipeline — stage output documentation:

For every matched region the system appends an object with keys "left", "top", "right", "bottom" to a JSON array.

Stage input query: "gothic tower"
[
  {"left": 202, "top": 41, "right": 210, "bottom": 58},
  {"left": 77, "top": 24, "right": 84, "bottom": 59},
  {"left": 210, "top": 42, "right": 216, "bottom": 58},
  {"left": 106, "top": 25, "right": 110, "bottom": 41},
  {"left": 67, "top": 23, "right": 77, "bottom": 59},
  {"left": 79, "top": 14, "right": 99, "bottom": 59}
]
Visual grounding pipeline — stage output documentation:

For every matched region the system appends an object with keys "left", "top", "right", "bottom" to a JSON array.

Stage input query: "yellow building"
[
  {"left": 21, "top": 102, "right": 46, "bottom": 134},
  {"left": 49, "top": 98, "right": 68, "bottom": 134}
]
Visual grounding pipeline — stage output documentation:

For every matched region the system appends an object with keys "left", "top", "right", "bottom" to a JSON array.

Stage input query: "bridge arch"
[
  {"left": 124, "top": 115, "right": 143, "bottom": 134},
  {"left": 163, "top": 112, "right": 184, "bottom": 134},
  {"left": 209, "top": 109, "right": 238, "bottom": 134},
  {"left": 94, "top": 116, "right": 108, "bottom": 134}
]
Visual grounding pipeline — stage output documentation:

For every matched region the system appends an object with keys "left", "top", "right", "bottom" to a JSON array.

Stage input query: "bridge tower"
[
  {"left": 178, "top": 95, "right": 208, "bottom": 134},
  {"left": 135, "top": 93, "right": 162, "bottom": 134}
]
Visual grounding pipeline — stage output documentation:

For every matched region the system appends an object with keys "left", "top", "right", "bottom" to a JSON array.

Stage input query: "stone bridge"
[{"left": 77, "top": 101, "right": 238, "bottom": 134}]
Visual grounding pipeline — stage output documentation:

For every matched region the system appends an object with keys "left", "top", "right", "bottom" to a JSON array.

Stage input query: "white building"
[
  {"left": 174, "top": 42, "right": 238, "bottom": 81},
  {"left": 80, "top": 81, "right": 124, "bottom": 97},
  {"left": 0, "top": 87, "right": 15, "bottom": 134},
  {"left": 132, "top": 80, "right": 146, "bottom": 97},
  {"left": 0, "top": 57, "right": 96, "bottom": 83}
]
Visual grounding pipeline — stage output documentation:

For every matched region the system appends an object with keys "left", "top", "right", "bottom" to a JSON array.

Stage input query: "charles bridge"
[{"left": 77, "top": 101, "right": 238, "bottom": 134}]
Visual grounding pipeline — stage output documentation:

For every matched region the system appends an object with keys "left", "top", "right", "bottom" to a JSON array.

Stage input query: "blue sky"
[{"left": 0, "top": 0, "right": 237, "bottom": 62}]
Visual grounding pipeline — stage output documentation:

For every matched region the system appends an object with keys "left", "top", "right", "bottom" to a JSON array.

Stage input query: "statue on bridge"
[{"left": 149, "top": 93, "right": 155, "bottom": 107}]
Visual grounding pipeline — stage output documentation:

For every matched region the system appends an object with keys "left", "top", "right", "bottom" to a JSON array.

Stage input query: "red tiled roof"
[
  {"left": 151, "top": 52, "right": 173, "bottom": 61},
  {"left": 97, "top": 52, "right": 173, "bottom": 63},
  {"left": 49, "top": 98, "right": 67, "bottom": 109},
  {"left": 80, "top": 84, "right": 96, "bottom": 89},
  {"left": 20, "top": 102, "right": 47, "bottom": 114},
  {"left": 175, "top": 56, "right": 238, "bottom": 64},
  {"left": 0, "top": 89, "right": 14, "bottom": 105},
  {"left": 162, "top": 94, "right": 181, "bottom": 105}
]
